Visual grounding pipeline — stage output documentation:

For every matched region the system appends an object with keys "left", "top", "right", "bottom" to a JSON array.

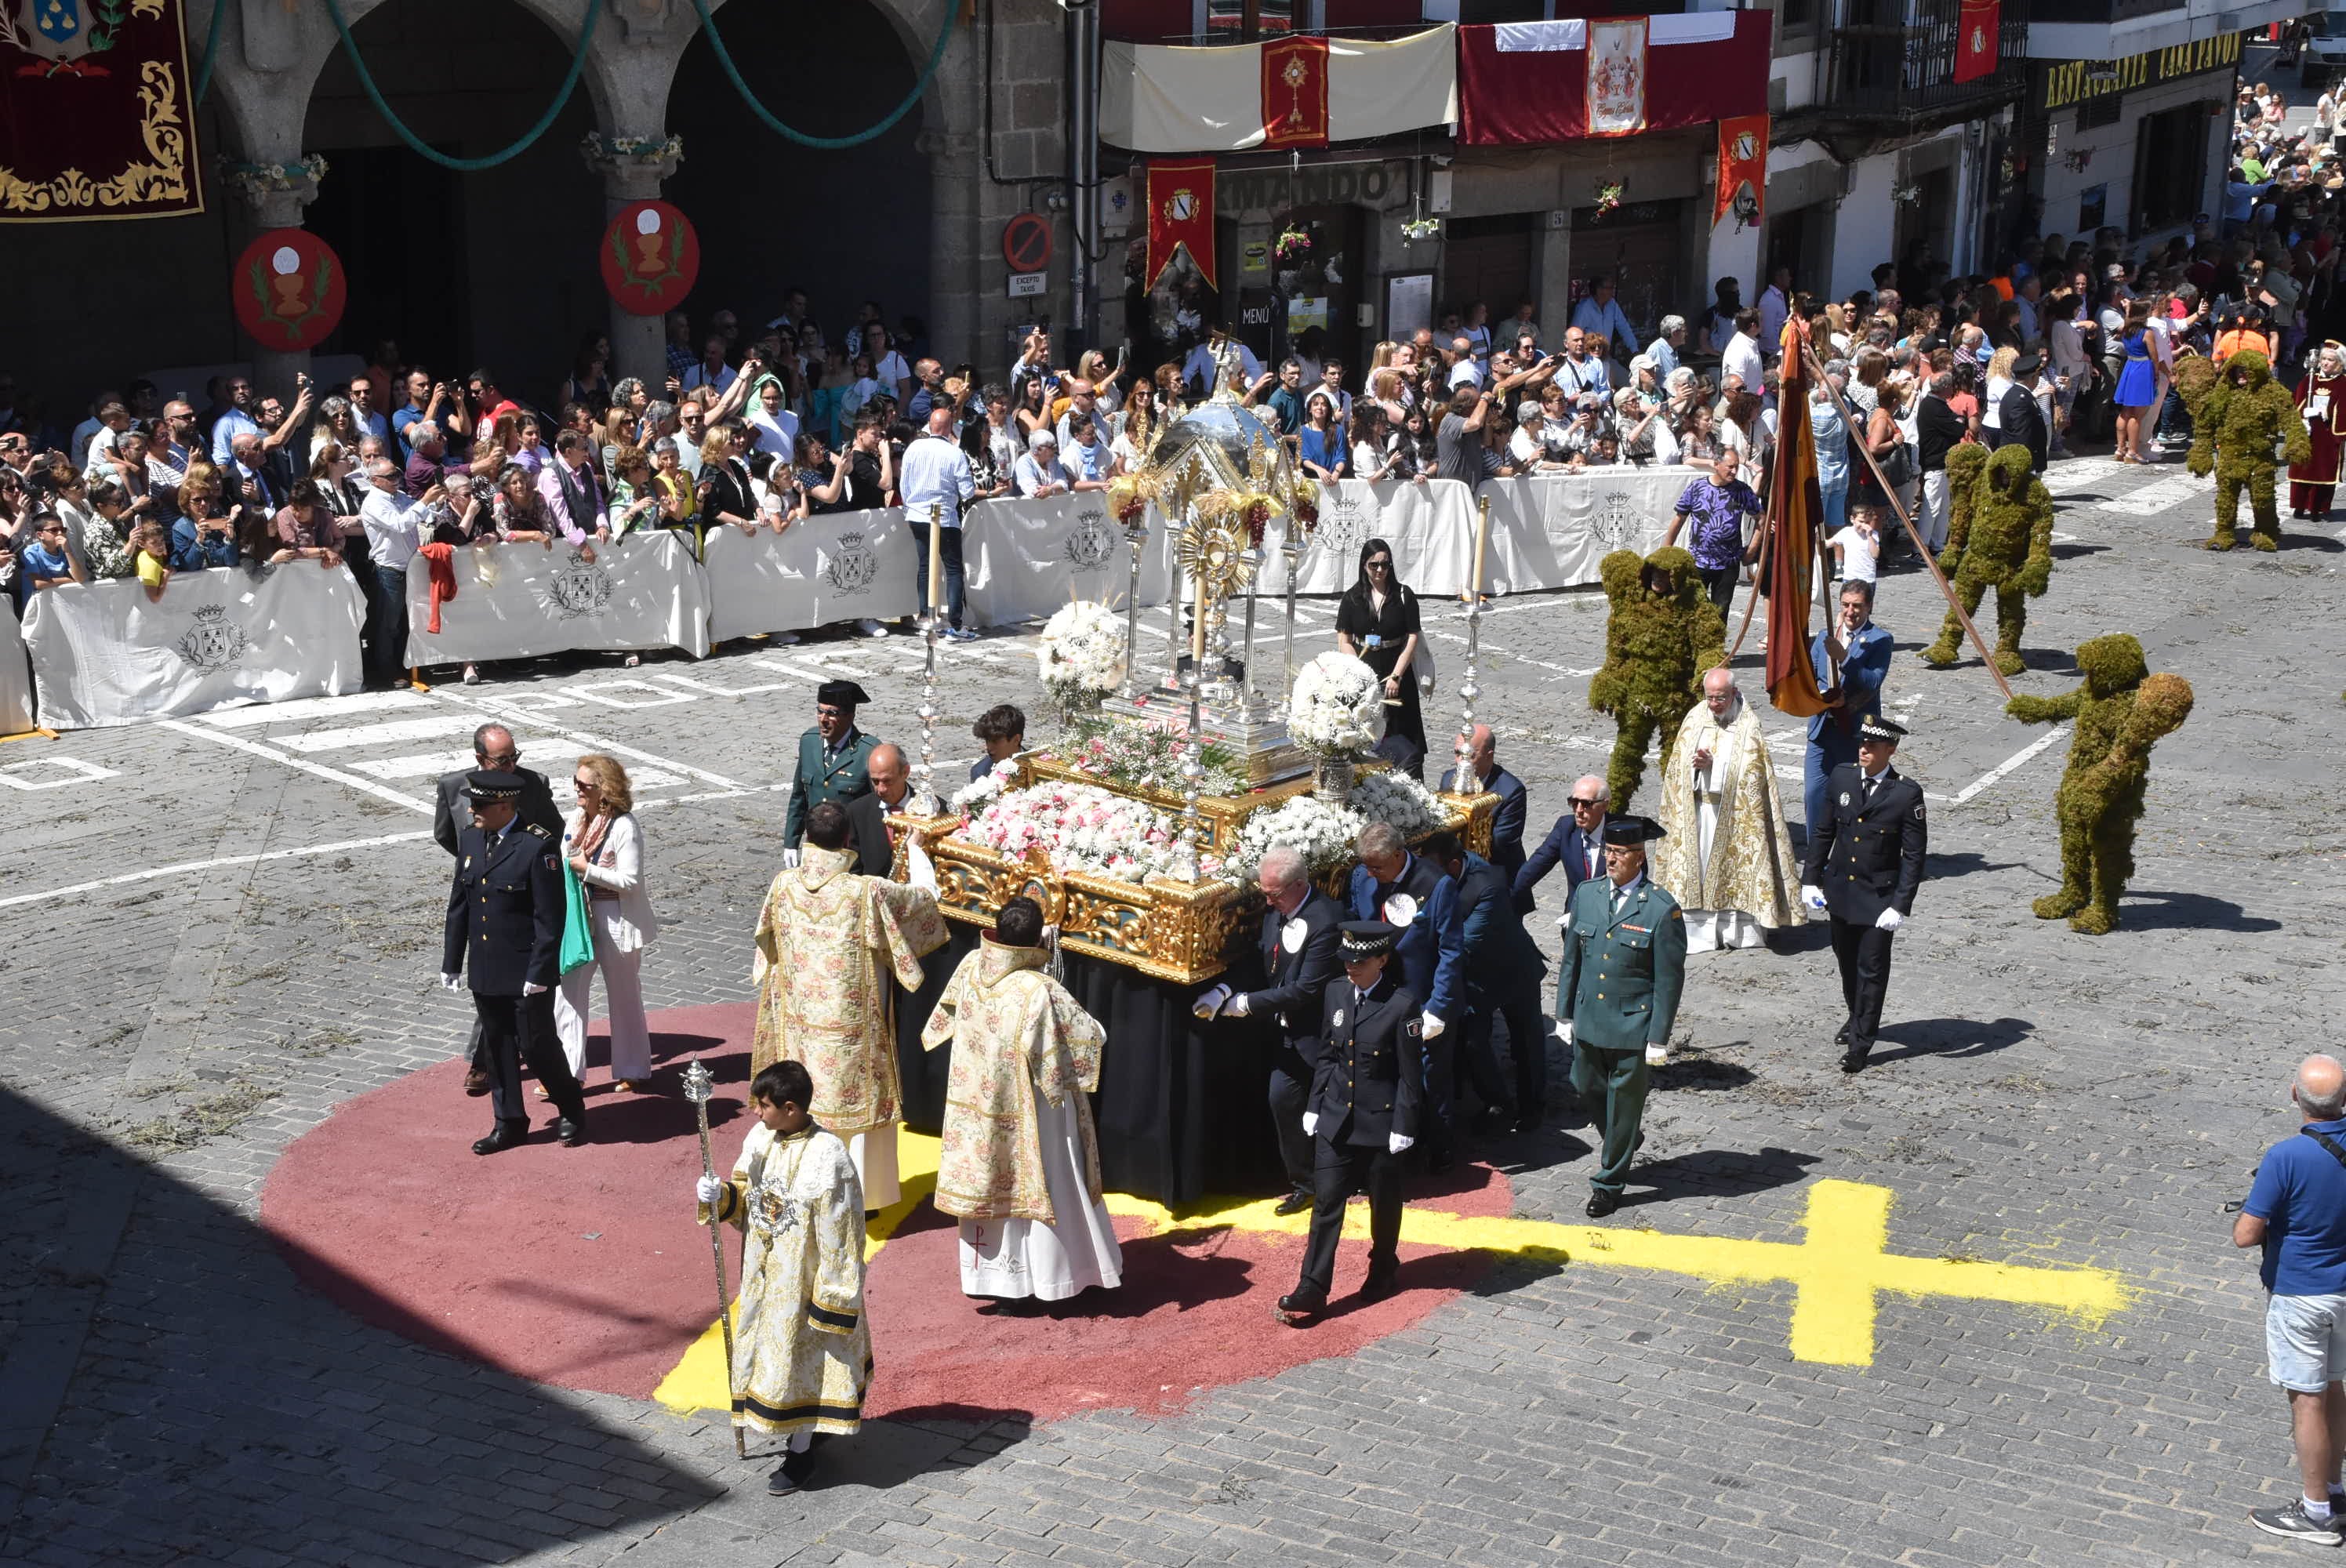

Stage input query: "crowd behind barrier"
[{"left": 8, "top": 473, "right": 1702, "bottom": 730}]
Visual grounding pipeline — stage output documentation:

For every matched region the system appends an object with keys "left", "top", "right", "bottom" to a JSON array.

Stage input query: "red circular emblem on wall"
[
  {"left": 601, "top": 200, "right": 700, "bottom": 315},
  {"left": 1002, "top": 212, "right": 1054, "bottom": 274},
  {"left": 231, "top": 229, "right": 348, "bottom": 352}
]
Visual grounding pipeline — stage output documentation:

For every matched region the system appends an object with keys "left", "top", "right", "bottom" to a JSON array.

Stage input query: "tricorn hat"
[
  {"left": 1600, "top": 815, "right": 1666, "bottom": 846},
  {"left": 816, "top": 679, "right": 871, "bottom": 709}
]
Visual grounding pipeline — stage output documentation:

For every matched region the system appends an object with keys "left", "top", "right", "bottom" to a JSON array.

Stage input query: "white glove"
[
  {"left": 522, "top": 982, "right": 547, "bottom": 996},
  {"left": 1420, "top": 1011, "right": 1446, "bottom": 1040},
  {"left": 438, "top": 972, "right": 461, "bottom": 991},
  {"left": 1558, "top": 1017, "right": 1574, "bottom": 1045},
  {"left": 781, "top": 847, "right": 802, "bottom": 870},
  {"left": 1302, "top": 1112, "right": 1319, "bottom": 1136},
  {"left": 1226, "top": 991, "right": 1251, "bottom": 1018},
  {"left": 695, "top": 1174, "right": 724, "bottom": 1205},
  {"left": 1874, "top": 907, "right": 1903, "bottom": 931},
  {"left": 1388, "top": 1132, "right": 1414, "bottom": 1155},
  {"left": 1192, "top": 983, "right": 1233, "bottom": 1021},
  {"left": 1801, "top": 884, "right": 1827, "bottom": 913}
]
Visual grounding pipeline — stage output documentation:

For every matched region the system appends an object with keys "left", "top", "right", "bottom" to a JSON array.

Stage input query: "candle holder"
[
  {"left": 1120, "top": 514, "right": 1148, "bottom": 700},
  {"left": 919, "top": 503, "right": 941, "bottom": 801},
  {"left": 1454, "top": 495, "right": 1491, "bottom": 794},
  {"left": 1239, "top": 550, "right": 1262, "bottom": 717}
]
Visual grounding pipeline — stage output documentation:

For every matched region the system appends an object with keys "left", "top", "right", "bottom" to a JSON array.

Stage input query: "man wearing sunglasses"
[{"left": 1513, "top": 775, "right": 1613, "bottom": 913}]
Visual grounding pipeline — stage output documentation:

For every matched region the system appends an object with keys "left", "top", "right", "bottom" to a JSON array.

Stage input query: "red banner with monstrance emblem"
[{"left": 0, "top": 0, "right": 203, "bottom": 220}]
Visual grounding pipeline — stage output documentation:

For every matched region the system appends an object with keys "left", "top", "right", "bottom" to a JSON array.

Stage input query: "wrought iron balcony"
[{"left": 1826, "top": 0, "right": 2032, "bottom": 121}]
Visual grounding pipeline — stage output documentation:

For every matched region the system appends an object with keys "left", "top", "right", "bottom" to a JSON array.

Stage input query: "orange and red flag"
[{"left": 1765, "top": 319, "right": 1833, "bottom": 720}]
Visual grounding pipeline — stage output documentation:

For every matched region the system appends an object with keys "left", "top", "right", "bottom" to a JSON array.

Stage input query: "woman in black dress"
[{"left": 1334, "top": 536, "right": 1426, "bottom": 778}]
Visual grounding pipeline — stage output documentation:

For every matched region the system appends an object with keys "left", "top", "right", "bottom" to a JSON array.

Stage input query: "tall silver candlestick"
[
  {"left": 1454, "top": 495, "right": 1491, "bottom": 794},
  {"left": 918, "top": 503, "right": 940, "bottom": 800},
  {"left": 1239, "top": 551, "right": 1262, "bottom": 716},
  {"left": 1120, "top": 514, "right": 1147, "bottom": 699}
]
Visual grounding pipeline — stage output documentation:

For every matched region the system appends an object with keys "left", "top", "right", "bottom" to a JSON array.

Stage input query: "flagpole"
[{"left": 1799, "top": 345, "right": 2013, "bottom": 702}]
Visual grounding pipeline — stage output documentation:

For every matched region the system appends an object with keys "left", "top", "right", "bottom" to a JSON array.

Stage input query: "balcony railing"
[{"left": 1827, "top": 0, "right": 2032, "bottom": 119}]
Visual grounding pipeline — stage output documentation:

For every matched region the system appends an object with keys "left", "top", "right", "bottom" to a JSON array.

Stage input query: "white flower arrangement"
[
  {"left": 961, "top": 779, "right": 1215, "bottom": 884},
  {"left": 1225, "top": 771, "right": 1451, "bottom": 885},
  {"left": 948, "top": 757, "right": 1020, "bottom": 815},
  {"left": 1350, "top": 770, "right": 1445, "bottom": 840},
  {"left": 1227, "top": 795, "right": 1362, "bottom": 884},
  {"left": 1037, "top": 601, "right": 1127, "bottom": 708},
  {"left": 1287, "top": 650, "right": 1385, "bottom": 757}
]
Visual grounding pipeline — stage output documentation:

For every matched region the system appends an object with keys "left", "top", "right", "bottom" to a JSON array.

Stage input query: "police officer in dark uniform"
[
  {"left": 783, "top": 681, "right": 881, "bottom": 861},
  {"left": 1277, "top": 920, "right": 1423, "bottom": 1323},
  {"left": 441, "top": 771, "right": 590, "bottom": 1152},
  {"left": 1193, "top": 844, "right": 1344, "bottom": 1216},
  {"left": 432, "top": 723, "right": 562, "bottom": 1098},
  {"left": 1799, "top": 713, "right": 1927, "bottom": 1074}
]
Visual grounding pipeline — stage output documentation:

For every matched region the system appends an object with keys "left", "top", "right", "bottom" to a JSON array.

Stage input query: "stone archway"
[
  {"left": 662, "top": 0, "right": 935, "bottom": 357},
  {"left": 292, "top": 0, "right": 607, "bottom": 402}
]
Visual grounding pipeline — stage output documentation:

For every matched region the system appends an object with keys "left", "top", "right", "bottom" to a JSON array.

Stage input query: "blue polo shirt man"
[{"left": 2237, "top": 1054, "right": 2346, "bottom": 1546}]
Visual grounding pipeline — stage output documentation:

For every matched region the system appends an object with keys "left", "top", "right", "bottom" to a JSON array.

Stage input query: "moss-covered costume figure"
[
  {"left": 1920, "top": 443, "right": 2053, "bottom": 677},
  {"left": 2185, "top": 348, "right": 2310, "bottom": 552},
  {"left": 2005, "top": 633, "right": 2194, "bottom": 935},
  {"left": 1588, "top": 546, "right": 1725, "bottom": 810},
  {"left": 1938, "top": 440, "right": 1987, "bottom": 566}
]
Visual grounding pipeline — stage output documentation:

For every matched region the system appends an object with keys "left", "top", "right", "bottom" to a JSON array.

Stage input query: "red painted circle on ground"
[{"left": 260, "top": 1002, "right": 1511, "bottom": 1425}]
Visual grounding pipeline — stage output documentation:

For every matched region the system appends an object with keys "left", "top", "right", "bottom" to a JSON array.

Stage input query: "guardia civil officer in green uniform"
[
  {"left": 783, "top": 680, "right": 880, "bottom": 862},
  {"left": 1557, "top": 815, "right": 1687, "bottom": 1218}
]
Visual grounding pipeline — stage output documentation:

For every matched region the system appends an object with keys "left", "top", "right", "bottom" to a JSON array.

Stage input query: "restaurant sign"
[{"left": 2037, "top": 30, "right": 2241, "bottom": 113}]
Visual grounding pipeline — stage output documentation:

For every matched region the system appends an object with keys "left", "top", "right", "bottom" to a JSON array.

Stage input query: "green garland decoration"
[
  {"left": 685, "top": 0, "right": 955, "bottom": 151},
  {"left": 194, "top": 0, "right": 227, "bottom": 103},
  {"left": 318, "top": 0, "right": 601, "bottom": 173}
]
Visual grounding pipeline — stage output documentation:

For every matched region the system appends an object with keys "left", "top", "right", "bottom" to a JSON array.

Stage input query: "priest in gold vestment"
[
  {"left": 921, "top": 896, "right": 1123, "bottom": 1301},
  {"left": 752, "top": 801, "right": 947, "bottom": 1209},
  {"left": 1651, "top": 667, "right": 1805, "bottom": 953}
]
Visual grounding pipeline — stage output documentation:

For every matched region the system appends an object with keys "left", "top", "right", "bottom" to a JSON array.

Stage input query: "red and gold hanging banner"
[
  {"left": 0, "top": 0, "right": 202, "bottom": 221},
  {"left": 600, "top": 199, "right": 700, "bottom": 315},
  {"left": 1145, "top": 158, "right": 1216, "bottom": 291},
  {"left": 1713, "top": 112, "right": 1767, "bottom": 229},
  {"left": 231, "top": 229, "right": 347, "bottom": 352},
  {"left": 1953, "top": 0, "right": 2000, "bottom": 84},
  {"left": 1259, "top": 35, "right": 1329, "bottom": 150}
]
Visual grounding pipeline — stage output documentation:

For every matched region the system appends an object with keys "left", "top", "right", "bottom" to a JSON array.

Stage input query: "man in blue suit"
[
  {"left": 1439, "top": 724, "right": 1528, "bottom": 898},
  {"left": 1805, "top": 580, "right": 1894, "bottom": 840},
  {"left": 1347, "top": 821, "right": 1463, "bottom": 1168},
  {"left": 1428, "top": 832, "right": 1550, "bottom": 1134},
  {"left": 1513, "top": 774, "right": 1611, "bottom": 913}
]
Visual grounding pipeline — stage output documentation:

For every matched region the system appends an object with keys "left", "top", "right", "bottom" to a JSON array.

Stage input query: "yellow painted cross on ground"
[{"left": 656, "top": 1138, "right": 2129, "bottom": 1411}]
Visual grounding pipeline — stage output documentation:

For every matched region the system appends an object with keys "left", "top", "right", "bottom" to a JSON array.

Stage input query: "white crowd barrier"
[
  {"left": 1476, "top": 468, "right": 1689, "bottom": 594},
  {"left": 402, "top": 532, "right": 712, "bottom": 669},
  {"left": 20, "top": 562, "right": 365, "bottom": 730},
  {"left": 962, "top": 496, "right": 1175, "bottom": 630},
  {"left": 15, "top": 471, "right": 1707, "bottom": 728},
  {"left": 2, "top": 596, "right": 36, "bottom": 735},
  {"left": 704, "top": 507, "right": 921, "bottom": 644}
]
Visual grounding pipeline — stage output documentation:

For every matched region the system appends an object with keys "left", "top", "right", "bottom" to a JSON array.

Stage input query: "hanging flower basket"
[{"left": 1274, "top": 225, "right": 1313, "bottom": 263}]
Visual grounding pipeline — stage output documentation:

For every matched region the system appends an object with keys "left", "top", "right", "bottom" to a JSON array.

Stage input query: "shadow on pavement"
[
  {"left": 1620, "top": 1144, "right": 1824, "bottom": 1207},
  {"left": 0, "top": 1085, "right": 1005, "bottom": 1562},
  {"left": 2116, "top": 889, "right": 2284, "bottom": 934},
  {"left": 1868, "top": 1014, "right": 2034, "bottom": 1064}
]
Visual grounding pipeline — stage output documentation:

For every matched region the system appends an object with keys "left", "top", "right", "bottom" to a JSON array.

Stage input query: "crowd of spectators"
[{"left": 2, "top": 72, "right": 2336, "bottom": 678}]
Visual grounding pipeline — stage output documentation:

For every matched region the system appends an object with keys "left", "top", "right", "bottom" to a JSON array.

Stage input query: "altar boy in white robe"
[
  {"left": 1651, "top": 666, "right": 1806, "bottom": 958},
  {"left": 922, "top": 895, "right": 1124, "bottom": 1301}
]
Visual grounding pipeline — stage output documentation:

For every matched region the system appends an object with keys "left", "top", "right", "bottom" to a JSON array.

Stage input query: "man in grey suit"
[{"left": 434, "top": 723, "right": 563, "bottom": 1095}]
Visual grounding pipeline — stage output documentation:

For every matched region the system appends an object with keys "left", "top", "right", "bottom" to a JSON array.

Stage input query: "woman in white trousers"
[{"left": 554, "top": 754, "right": 659, "bottom": 1091}]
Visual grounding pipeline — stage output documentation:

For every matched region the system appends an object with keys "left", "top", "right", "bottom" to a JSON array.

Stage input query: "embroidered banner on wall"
[{"left": 0, "top": 0, "right": 203, "bottom": 221}]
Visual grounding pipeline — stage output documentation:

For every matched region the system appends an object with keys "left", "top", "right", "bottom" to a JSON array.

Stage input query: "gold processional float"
[{"left": 888, "top": 343, "right": 1501, "bottom": 985}]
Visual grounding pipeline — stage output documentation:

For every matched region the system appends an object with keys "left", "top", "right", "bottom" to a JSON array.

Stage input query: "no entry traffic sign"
[{"left": 1002, "top": 212, "right": 1053, "bottom": 274}]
